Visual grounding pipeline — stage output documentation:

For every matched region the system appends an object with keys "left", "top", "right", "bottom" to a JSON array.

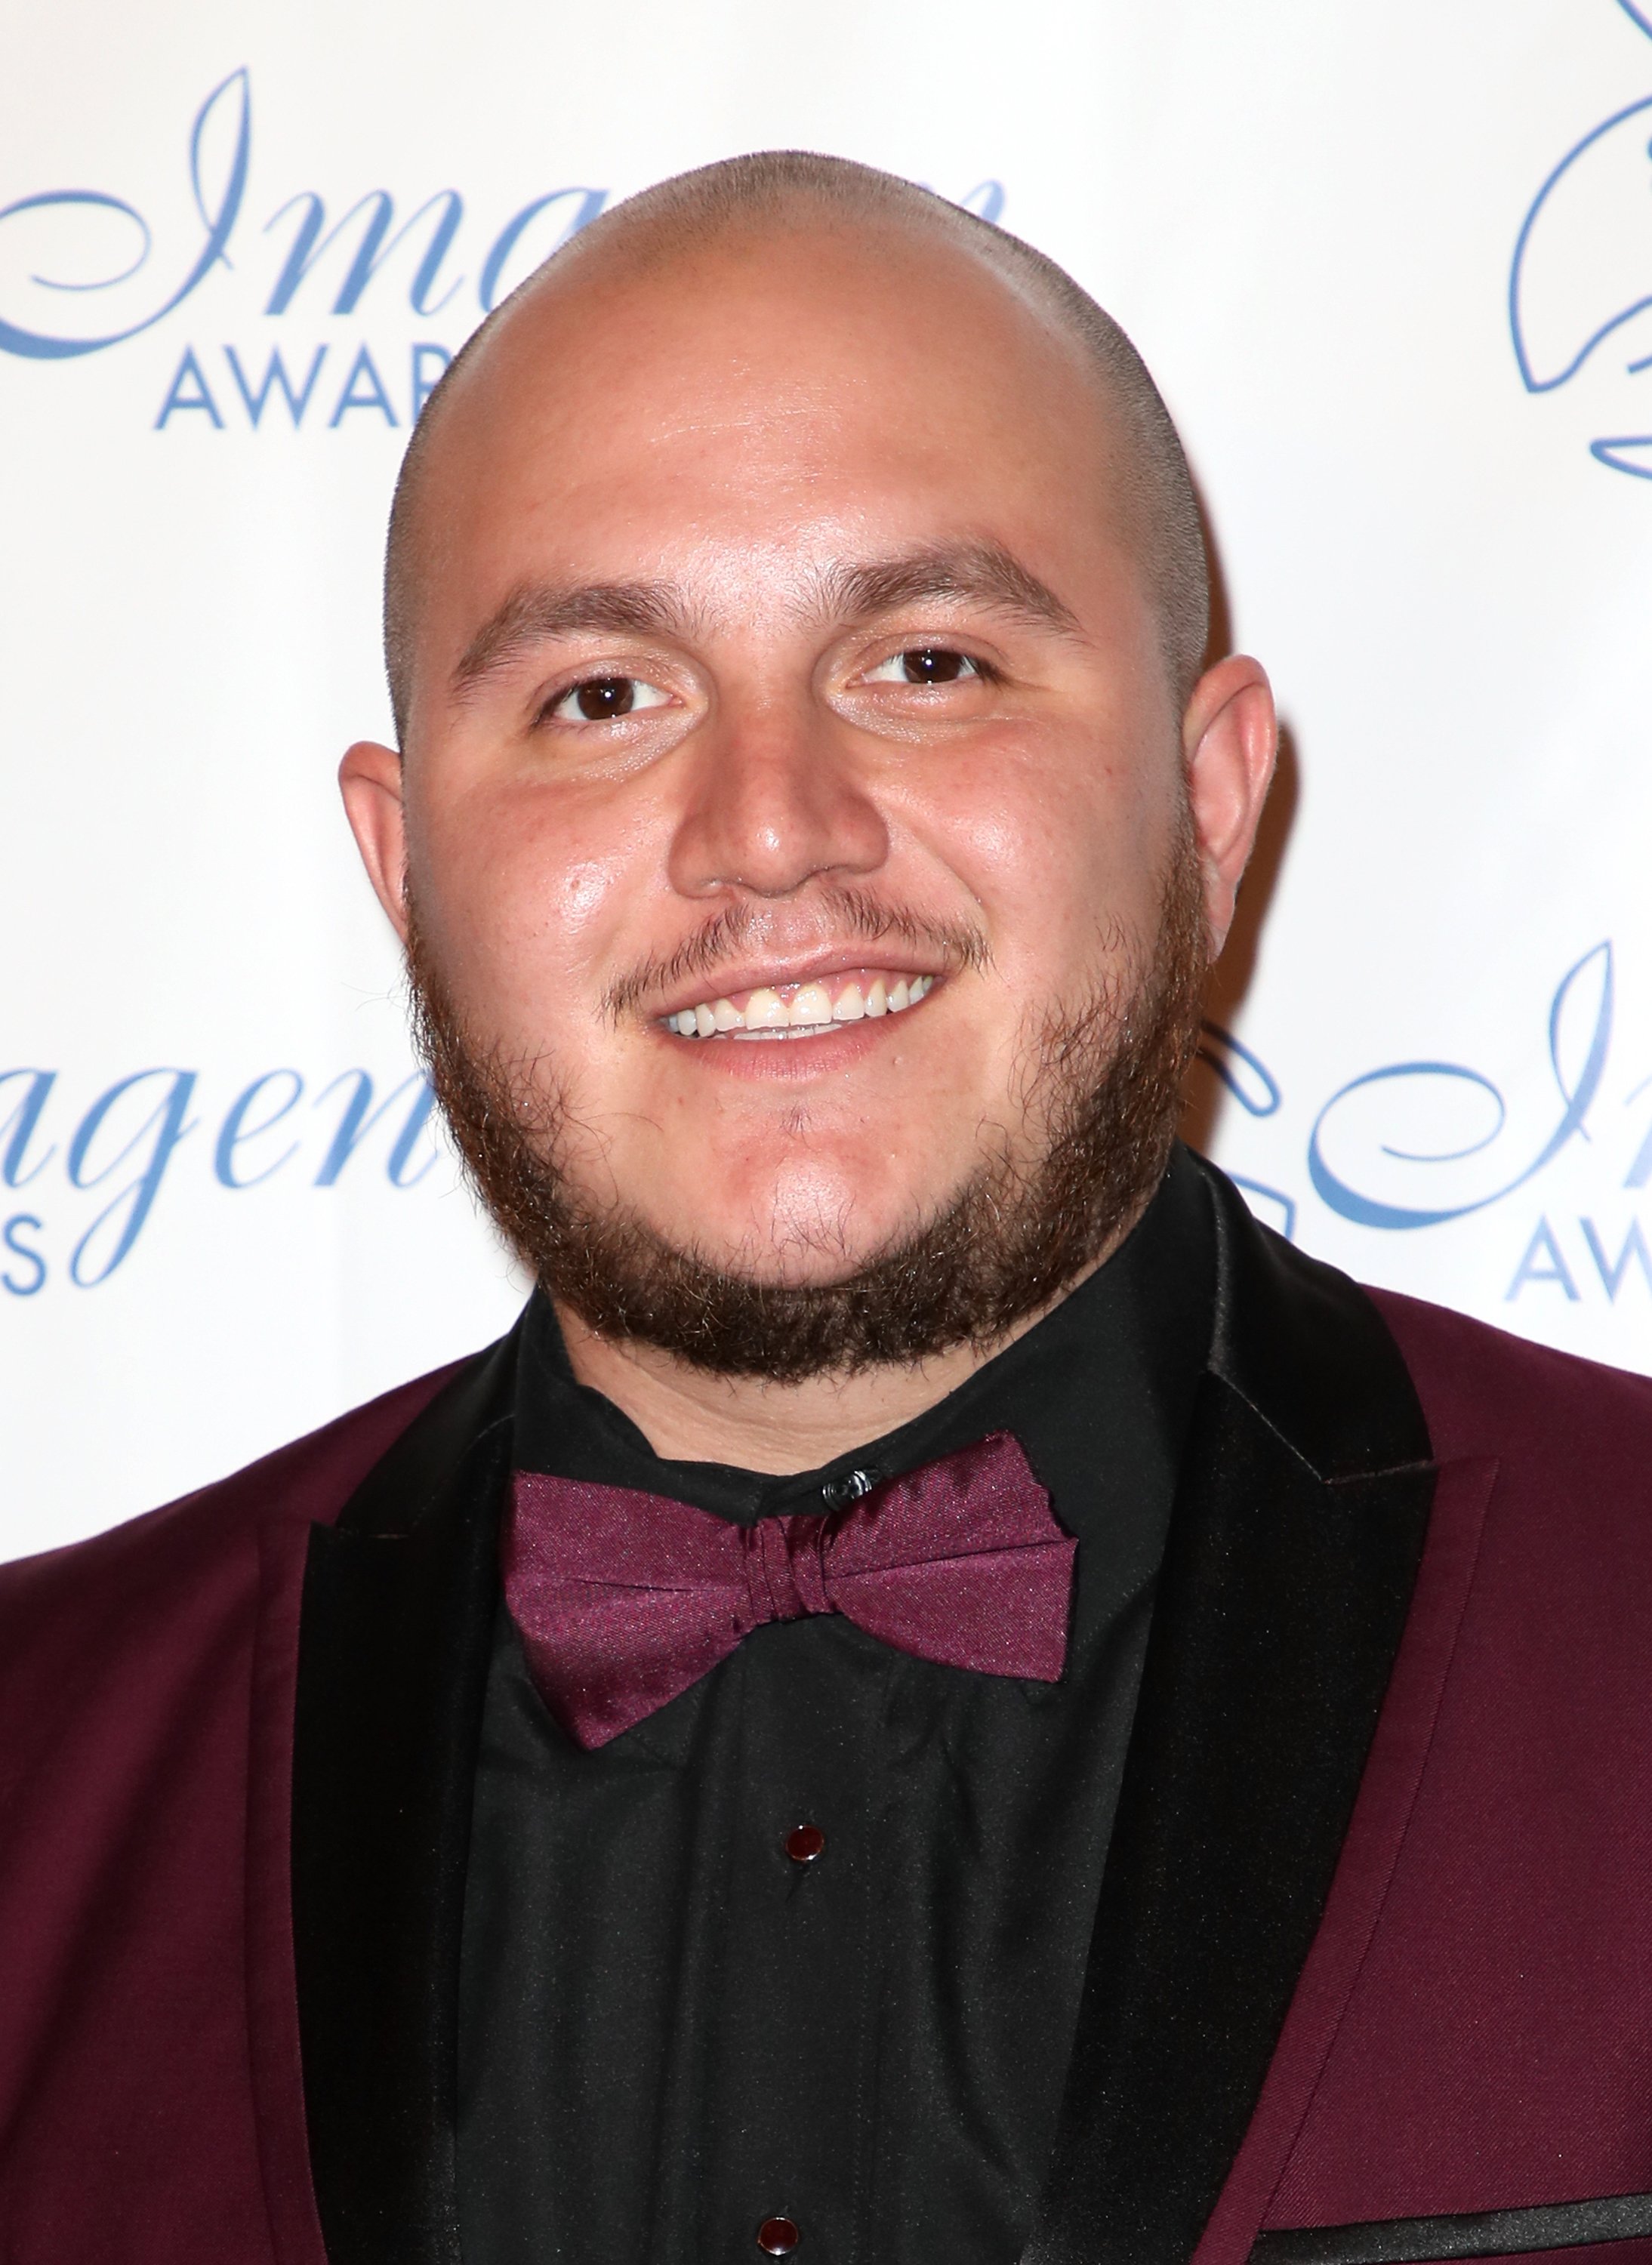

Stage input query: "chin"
[{"left": 680, "top": 1175, "right": 947, "bottom": 1289}]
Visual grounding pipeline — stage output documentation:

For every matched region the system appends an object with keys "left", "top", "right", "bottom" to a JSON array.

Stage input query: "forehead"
[{"left": 418, "top": 224, "right": 1121, "bottom": 595}]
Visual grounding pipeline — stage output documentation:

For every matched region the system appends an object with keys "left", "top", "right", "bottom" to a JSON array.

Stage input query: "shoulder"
[
  {"left": 1200, "top": 1142, "right": 1652, "bottom": 1527},
  {"left": 0, "top": 1353, "right": 481, "bottom": 1684},
  {"left": 1369, "top": 1285, "right": 1652, "bottom": 1470}
]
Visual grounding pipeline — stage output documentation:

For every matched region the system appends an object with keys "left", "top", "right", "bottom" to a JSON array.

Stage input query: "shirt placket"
[{"left": 704, "top": 1490, "right": 888, "bottom": 2263}]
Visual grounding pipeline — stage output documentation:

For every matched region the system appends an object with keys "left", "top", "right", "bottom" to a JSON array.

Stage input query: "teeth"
[
  {"left": 663, "top": 970, "right": 935, "bottom": 1036},
  {"left": 744, "top": 988, "right": 789, "bottom": 1028}
]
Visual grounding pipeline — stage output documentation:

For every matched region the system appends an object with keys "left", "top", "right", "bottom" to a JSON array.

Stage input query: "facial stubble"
[{"left": 406, "top": 840, "right": 1209, "bottom": 1382}]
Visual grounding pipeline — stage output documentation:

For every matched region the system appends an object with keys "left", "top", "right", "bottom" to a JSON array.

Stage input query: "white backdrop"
[{"left": 5, "top": 0, "right": 1652, "bottom": 1560}]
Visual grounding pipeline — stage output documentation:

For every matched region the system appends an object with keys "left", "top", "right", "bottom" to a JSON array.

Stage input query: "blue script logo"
[
  {"left": 1200, "top": 941, "right": 1652, "bottom": 1309},
  {"left": 0, "top": 1062, "right": 438, "bottom": 1295},
  {"left": 1510, "top": 0, "right": 1652, "bottom": 479},
  {"left": 0, "top": 71, "right": 1005, "bottom": 433},
  {"left": 1306, "top": 941, "right": 1614, "bottom": 1231}
]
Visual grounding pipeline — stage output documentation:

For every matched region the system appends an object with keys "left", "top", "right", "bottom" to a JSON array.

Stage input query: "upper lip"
[{"left": 652, "top": 945, "right": 947, "bottom": 1021}]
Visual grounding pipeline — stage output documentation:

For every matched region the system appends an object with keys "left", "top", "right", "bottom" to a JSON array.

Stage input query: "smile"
[{"left": 662, "top": 970, "right": 937, "bottom": 1040}]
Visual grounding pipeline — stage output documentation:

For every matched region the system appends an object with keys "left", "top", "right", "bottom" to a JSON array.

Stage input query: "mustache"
[{"left": 601, "top": 886, "right": 994, "bottom": 1020}]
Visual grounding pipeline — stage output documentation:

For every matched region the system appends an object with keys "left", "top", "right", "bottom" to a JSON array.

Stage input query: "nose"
[{"left": 666, "top": 695, "right": 889, "bottom": 901}]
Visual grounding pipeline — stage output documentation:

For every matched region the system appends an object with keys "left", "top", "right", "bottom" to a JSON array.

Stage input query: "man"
[{"left": 3, "top": 151, "right": 1651, "bottom": 2265}]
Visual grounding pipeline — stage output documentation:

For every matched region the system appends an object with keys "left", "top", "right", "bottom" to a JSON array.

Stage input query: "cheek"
[
  {"left": 409, "top": 778, "right": 649, "bottom": 1028},
  {"left": 905, "top": 735, "right": 1175, "bottom": 978}
]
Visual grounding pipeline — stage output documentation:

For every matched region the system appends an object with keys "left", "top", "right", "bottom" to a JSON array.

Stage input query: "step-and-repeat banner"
[{"left": 5, "top": 0, "right": 1652, "bottom": 1558}]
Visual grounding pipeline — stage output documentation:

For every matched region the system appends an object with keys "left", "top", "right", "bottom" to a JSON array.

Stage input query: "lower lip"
[{"left": 649, "top": 995, "right": 935, "bottom": 1079}]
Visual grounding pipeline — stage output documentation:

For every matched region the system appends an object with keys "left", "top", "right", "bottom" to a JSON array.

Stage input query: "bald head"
[{"left": 382, "top": 151, "right": 1209, "bottom": 744}]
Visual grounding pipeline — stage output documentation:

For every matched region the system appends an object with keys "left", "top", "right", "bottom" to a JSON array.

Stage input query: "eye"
[
  {"left": 547, "top": 674, "right": 671, "bottom": 723},
  {"left": 863, "top": 648, "right": 985, "bottom": 686}
]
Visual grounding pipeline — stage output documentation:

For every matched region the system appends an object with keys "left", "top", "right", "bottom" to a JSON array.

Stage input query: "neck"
[{"left": 553, "top": 1260, "right": 1105, "bottom": 1474}]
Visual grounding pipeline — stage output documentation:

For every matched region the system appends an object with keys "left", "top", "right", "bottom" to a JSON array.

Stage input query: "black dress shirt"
[{"left": 455, "top": 1145, "right": 1216, "bottom": 2265}]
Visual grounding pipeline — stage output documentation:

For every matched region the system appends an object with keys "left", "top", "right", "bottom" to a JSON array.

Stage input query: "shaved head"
[{"left": 383, "top": 150, "right": 1209, "bottom": 744}]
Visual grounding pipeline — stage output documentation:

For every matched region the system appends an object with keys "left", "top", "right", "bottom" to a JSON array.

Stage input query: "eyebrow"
[
  {"left": 448, "top": 538, "right": 1083, "bottom": 704},
  {"left": 452, "top": 580, "right": 694, "bottom": 698},
  {"left": 815, "top": 541, "right": 1083, "bottom": 640}
]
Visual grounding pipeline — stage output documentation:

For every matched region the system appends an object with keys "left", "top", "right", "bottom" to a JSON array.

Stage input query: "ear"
[
  {"left": 339, "top": 740, "right": 410, "bottom": 943},
  {"left": 1181, "top": 655, "right": 1278, "bottom": 957}
]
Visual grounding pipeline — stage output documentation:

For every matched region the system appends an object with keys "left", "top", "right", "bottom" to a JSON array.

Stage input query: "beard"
[{"left": 405, "top": 837, "right": 1210, "bottom": 1382}]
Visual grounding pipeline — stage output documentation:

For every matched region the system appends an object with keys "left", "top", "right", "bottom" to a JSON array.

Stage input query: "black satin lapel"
[
  {"left": 292, "top": 1333, "right": 517, "bottom": 2265},
  {"left": 1254, "top": 2190, "right": 1652, "bottom": 2265},
  {"left": 1024, "top": 1166, "right": 1436, "bottom": 2265}
]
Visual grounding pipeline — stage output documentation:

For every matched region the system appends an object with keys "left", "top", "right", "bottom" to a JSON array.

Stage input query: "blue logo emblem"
[{"left": 1511, "top": 0, "right": 1652, "bottom": 478}]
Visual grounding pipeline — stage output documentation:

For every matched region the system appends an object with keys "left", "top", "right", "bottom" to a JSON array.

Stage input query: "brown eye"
[
  {"left": 549, "top": 674, "right": 670, "bottom": 723},
  {"left": 902, "top": 649, "right": 968, "bottom": 684},
  {"left": 576, "top": 677, "right": 633, "bottom": 719},
  {"left": 865, "top": 648, "right": 984, "bottom": 686}
]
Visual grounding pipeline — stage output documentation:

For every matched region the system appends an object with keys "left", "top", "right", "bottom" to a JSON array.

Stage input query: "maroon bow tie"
[{"left": 504, "top": 1431, "right": 1076, "bottom": 1749}]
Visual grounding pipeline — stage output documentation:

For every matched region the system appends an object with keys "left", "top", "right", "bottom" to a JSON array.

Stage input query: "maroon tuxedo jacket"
[{"left": 3, "top": 1163, "right": 1651, "bottom": 2265}]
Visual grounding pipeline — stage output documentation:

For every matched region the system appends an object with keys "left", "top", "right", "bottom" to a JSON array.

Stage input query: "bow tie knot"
[
  {"left": 505, "top": 1430, "right": 1076, "bottom": 1749},
  {"left": 742, "top": 1512, "right": 834, "bottom": 1626}
]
